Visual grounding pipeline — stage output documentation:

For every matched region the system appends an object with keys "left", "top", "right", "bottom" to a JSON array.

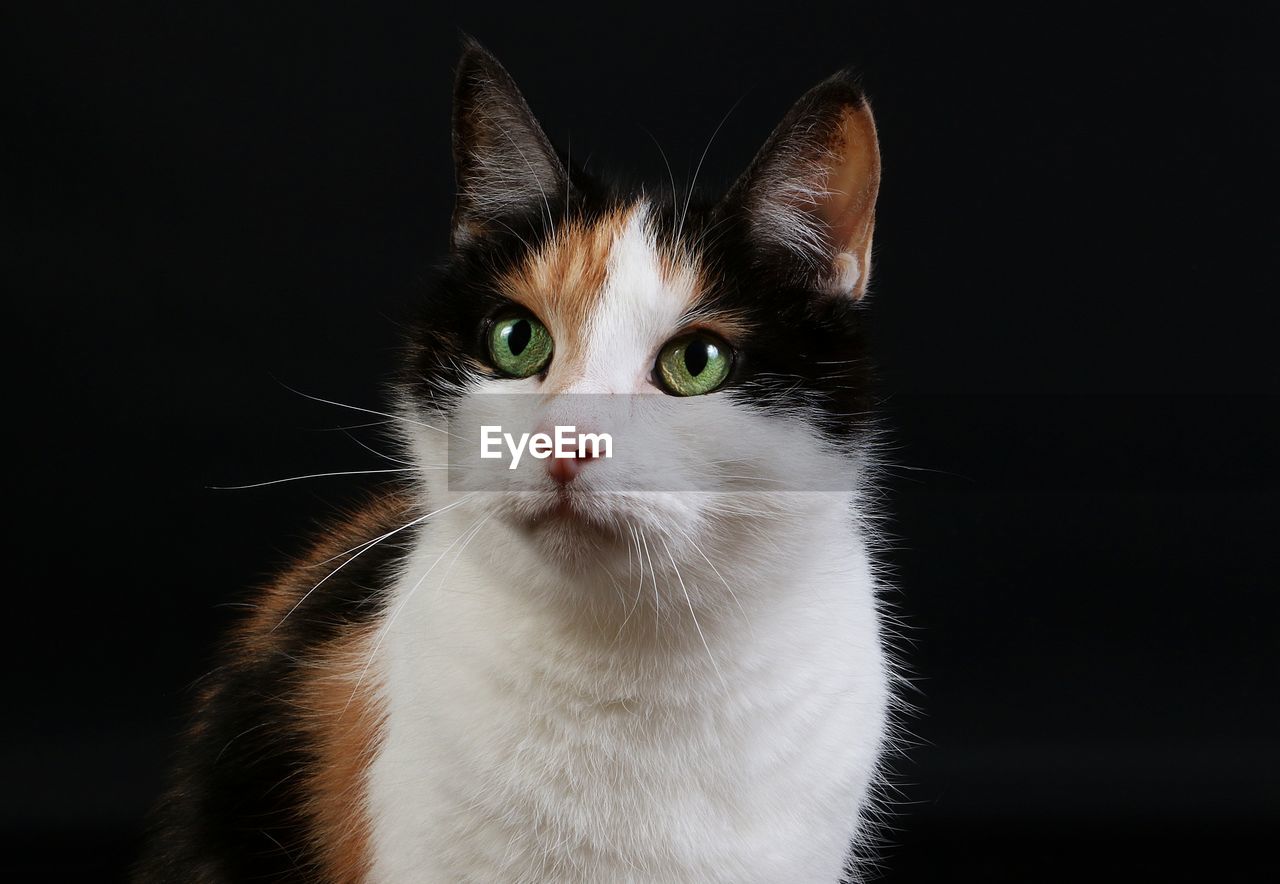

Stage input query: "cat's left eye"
[
  {"left": 488, "top": 310, "right": 554, "bottom": 378},
  {"left": 656, "top": 332, "right": 733, "bottom": 396}
]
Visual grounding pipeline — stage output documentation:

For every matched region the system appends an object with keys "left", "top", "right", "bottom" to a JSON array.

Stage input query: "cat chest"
[{"left": 367, "top": 655, "right": 876, "bottom": 882}]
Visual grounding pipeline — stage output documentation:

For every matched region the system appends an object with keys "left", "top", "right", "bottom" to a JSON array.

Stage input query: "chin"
[
  {"left": 501, "top": 485, "right": 699, "bottom": 564},
  {"left": 505, "top": 487, "right": 625, "bottom": 547}
]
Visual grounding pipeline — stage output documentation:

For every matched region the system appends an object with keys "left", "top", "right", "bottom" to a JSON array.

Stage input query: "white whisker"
[
  {"left": 346, "top": 509, "right": 491, "bottom": 711},
  {"left": 615, "top": 524, "right": 646, "bottom": 641},
  {"left": 343, "top": 429, "right": 417, "bottom": 466},
  {"left": 210, "top": 468, "right": 417, "bottom": 491},
  {"left": 678, "top": 94, "right": 745, "bottom": 245},
  {"left": 660, "top": 535, "right": 728, "bottom": 693},
  {"left": 278, "top": 381, "right": 462, "bottom": 439},
  {"left": 674, "top": 526, "right": 754, "bottom": 640},
  {"left": 273, "top": 494, "right": 476, "bottom": 632}
]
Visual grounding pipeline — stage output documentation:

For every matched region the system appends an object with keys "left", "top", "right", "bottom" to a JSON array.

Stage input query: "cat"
[{"left": 136, "top": 38, "right": 897, "bottom": 884}]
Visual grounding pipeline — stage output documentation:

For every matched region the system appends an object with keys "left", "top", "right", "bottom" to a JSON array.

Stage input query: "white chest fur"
[{"left": 365, "top": 508, "right": 888, "bottom": 884}]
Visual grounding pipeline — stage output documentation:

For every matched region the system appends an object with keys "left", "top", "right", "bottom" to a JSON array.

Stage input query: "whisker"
[
  {"left": 678, "top": 94, "right": 745, "bottom": 245},
  {"left": 306, "top": 419, "right": 398, "bottom": 431},
  {"left": 209, "top": 468, "right": 417, "bottom": 491},
  {"left": 273, "top": 494, "right": 476, "bottom": 632},
  {"left": 640, "top": 125, "right": 680, "bottom": 235},
  {"left": 342, "top": 429, "right": 417, "bottom": 466},
  {"left": 277, "top": 381, "right": 461, "bottom": 439},
  {"left": 312, "top": 508, "right": 418, "bottom": 567},
  {"left": 674, "top": 526, "right": 755, "bottom": 640},
  {"left": 637, "top": 527, "right": 661, "bottom": 625},
  {"left": 488, "top": 215, "right": 534, "bottom": 251},
  {"left": 346, "top": 510, "right": 492, "bottom": 711},
  {"left": 615, "top": 524, "right": 646, "bottom": 641},
  {"left": 659, "top": 535, "right": 728, "bottom": 693}
]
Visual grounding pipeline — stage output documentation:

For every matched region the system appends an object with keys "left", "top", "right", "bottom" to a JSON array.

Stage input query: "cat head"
[{"left": 398, "top": 41, "right": 881, "bottom": 590}]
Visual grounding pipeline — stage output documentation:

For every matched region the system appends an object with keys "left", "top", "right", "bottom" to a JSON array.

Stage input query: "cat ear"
[
  {"left": 722, "top": 73, "right": 881, "bottom": 299},
  {"left": 450, "top": 40, "right": 566, "bottom": 248}
]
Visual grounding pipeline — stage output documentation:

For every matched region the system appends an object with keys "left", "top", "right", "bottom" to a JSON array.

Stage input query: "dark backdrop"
[{"left": 4, "top": 2, "right": 1276, "bottom": 881}]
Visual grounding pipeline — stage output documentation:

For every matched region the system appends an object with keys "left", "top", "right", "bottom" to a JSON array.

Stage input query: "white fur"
[
  {"left": 366, "top": 204, "right": 891, "bottom": 883},
  {"left": 832, "top": 252, "right": 861, "bottom": 296}
]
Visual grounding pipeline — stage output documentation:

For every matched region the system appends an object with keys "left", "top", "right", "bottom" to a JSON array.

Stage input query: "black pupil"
[
  {"left": 684, "top": 339, "right": 710, "bottom": 376},
  {"left": 507, "top": 319, "right": 531, "bottom": 356}
]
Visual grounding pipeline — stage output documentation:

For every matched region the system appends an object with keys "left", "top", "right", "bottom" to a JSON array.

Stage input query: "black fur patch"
[
  {"left": 139, "top": 42, "right": 880, "bottom": 882},
  {"left": 403, "top": 187, "right": 875, "bottom": 446},
  {"left": 134, "top": 502, "right": 410, "bottom": 883},
  {"left": 651, "top": 197, "right": 876, "bottom": 444}
]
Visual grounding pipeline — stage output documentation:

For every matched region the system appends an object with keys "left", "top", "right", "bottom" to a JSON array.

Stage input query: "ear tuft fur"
[
  {"left": 451, "top": 40, "right": 566, "bottom": 248},
  {"left": 723, "top": 71, "right": 881, "bottom": 299}
]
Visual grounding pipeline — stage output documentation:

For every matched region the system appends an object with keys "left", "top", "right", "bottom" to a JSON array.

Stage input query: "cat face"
[{"left": 399, "top": 41, "right": 881, "bottom": 579}]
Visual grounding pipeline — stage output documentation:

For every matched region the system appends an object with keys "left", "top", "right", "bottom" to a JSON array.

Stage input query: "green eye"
[
  {"left": 488, "top": 311, "right": 553, "bottom": 378},
  {"left": 656, "top": 333, "right": 732, "bottom": 396}
]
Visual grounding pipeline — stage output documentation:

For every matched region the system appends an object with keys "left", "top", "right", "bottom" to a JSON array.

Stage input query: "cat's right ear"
[{"left": 450, "top": 40, "right": 567, "bottom": 249}]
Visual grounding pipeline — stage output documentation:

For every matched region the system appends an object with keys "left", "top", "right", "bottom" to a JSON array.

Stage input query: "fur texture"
[{"left": 137, "top": 40, "right": 897, "bottom": 884}]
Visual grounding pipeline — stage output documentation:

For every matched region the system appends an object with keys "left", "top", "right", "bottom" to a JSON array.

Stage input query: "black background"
[{"left": 4, "top": 2, "right": 1277, "bottom": 881}]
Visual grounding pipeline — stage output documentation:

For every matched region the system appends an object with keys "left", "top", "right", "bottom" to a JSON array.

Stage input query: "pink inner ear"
[{"left": 819, "top": 106, "right": 881, "bottom": 297}]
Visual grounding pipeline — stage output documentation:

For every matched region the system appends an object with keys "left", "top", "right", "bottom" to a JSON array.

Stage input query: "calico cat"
[{"left": 137, "top": 39, "right": 896, "bottom": 884}]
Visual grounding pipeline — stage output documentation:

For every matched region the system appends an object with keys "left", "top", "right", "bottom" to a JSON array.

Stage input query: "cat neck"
[{"left": 384, "top": 493, "right": 867, "bottom": 692}]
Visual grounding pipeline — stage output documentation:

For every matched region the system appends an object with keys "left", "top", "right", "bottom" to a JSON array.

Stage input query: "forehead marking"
[
  {"left": 571, "top": 203, "right": 702, "bottom": 392},
  {"left": 497, "top": 206, "right": 632, "bottom": 357},
  {"left": 501, "top": 202, "right": 731, "bottom": 393}
]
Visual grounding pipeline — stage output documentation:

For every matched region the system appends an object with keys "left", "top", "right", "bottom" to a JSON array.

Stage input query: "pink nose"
[
  {"left": 543, "top": 423, "right": 605, "bottom": 485},
  {"left": 547, "top": 445, "right": 599, "bottom": 485}
]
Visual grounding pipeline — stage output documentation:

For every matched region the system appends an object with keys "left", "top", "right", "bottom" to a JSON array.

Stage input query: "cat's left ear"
[
  {"left": 450, "top": 39, "right": 567, "bottom": 248},
  {"left": 722, "top": 73, "right": 881, "bottom": 299}
]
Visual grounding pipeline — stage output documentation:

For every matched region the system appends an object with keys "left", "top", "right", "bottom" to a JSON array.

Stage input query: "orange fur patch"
[
  {"left": 297, "top": 624, "right": 385, "bottom": 884},
  {"left": 230, "top": 494, "right": 408, "bottom": 881},
  {"left": 498, "top": 204, "right": 742, "bottom": 387},
  {"left": 497, "top": 206, "right": 633, "bottom": 360}
]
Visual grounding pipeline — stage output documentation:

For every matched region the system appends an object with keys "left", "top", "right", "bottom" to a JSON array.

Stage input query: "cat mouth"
[
  {"left": 514, "top": 487, "right": 626, "bottom": 540},
  {"left": 550, "top": 492, "right": 577, "bottom": 521},
  {"left": 542, "top": 488, "right": 596, "bottom": 524}
]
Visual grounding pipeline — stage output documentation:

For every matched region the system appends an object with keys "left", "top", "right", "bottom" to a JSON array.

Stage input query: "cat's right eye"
[{"left": 487, "top": 310, "right": 554, "bottom": 378}]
